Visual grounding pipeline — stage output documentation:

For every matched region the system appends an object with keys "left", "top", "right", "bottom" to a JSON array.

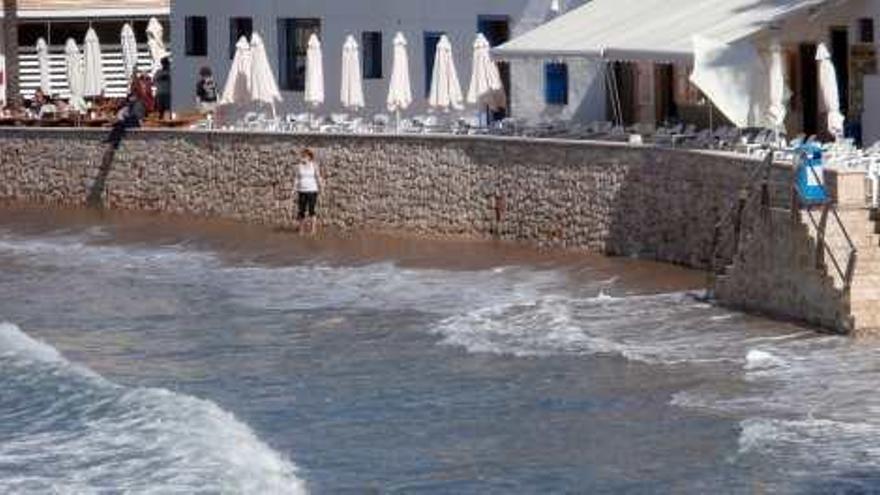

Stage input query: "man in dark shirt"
[{"left": 154, "top": 57, "right": 172, "bottom": 120}]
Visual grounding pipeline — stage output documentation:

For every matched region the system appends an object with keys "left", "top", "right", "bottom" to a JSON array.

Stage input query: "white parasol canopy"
[
  {"left": 220, "top": 36, "right": 252, "bottom": 105},
  {"left": 248, "top": 33, "right": 283, "bottom": 115},
  {"left": 690, "top": 35, "right": 765, "bottom": 128},
  {"left": 82, "top": 28, "right": 104, "bottom": 97},
  {"left": 304, "top": 34, "right": 325, "bottom": 107},
  {"left": 386, "top": 32, "right": 412, "bottom": 113},
  {"left": 816, "top": 43, "right": 845, "bottom": 137},
  {"left": 146, "top": 17, "right": 168, "bottom": 76},
  {"left": 340, "top": 35, "right": 365, "bottom": 110},
  {"left": 428, "top": 35, "right": 463, "bottom": 111},
  {"left": 121, "top": 23, "right": 139, "bottom": 79},
  {"left": 36, "top": 37, "right": 52, "bottom": 95},
  {"left": 766, "top": 39, "right": 788, "bottom": 135},
  {"left": 64, "top": 38, "right": 86, "bottom": 110},
  {"left": 466, "top": 33, "right": 506, "bottom": 111}
]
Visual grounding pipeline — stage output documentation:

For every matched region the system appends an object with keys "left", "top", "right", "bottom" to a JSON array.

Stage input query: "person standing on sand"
[{"left": 294, "top": 148, "right": 323, "bottom": 234}]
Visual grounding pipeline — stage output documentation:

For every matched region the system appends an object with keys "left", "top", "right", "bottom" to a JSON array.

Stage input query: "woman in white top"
[{"left": 294, "top": 148, "right": 323, "bottom": 234}]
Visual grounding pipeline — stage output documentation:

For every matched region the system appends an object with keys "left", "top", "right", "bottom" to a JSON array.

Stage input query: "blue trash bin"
[{"left": 794, "top": 142, "right": 828, "bottom": 205}]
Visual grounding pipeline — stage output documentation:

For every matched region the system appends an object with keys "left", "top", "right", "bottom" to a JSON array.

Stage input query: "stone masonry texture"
[{"left": 0, "top": 128, "right": 796, "bottom": 270}]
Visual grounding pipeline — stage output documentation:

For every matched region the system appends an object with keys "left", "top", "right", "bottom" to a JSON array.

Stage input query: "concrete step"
[{"left": 849, "top": 300, "right": 880, "bottom": 329}]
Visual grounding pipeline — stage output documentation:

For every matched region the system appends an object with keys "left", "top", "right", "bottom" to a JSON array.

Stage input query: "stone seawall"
[{"left": 0, "top": 128, "right": 794, "bottom": 270}]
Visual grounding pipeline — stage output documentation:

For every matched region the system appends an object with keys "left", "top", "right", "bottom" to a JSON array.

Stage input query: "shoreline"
[{"left": 0, "top": 202, "right": 707, "bottom": 295}]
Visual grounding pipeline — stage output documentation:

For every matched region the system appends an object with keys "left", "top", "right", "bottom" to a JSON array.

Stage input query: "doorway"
[
  {"left": 799, "top": 42, "right": 818, "bottom": 135},
  {"left": 477, "top": 15, "right": 510, "bottom": 119}
]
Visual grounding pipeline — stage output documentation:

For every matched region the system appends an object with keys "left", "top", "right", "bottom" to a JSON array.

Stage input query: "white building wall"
[{"left": 170, "top": 0, "right": 603, "bottom": 123}]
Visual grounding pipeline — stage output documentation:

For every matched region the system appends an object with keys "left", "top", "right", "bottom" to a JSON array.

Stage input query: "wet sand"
[{"left": 0, "top": 204, "right": 706, "bottom": 295}]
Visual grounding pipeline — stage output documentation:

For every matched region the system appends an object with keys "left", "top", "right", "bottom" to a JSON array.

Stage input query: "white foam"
[
  {"left": 744, "top": 349, "right": 787, "bottom": 370},
  {"left": 0, "top": 323, "right": 307, "bottom": 493}
]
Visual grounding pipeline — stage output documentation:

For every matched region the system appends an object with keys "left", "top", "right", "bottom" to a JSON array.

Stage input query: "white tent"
[
  {"left": 64, "top": 38, "right": 86, "bottom": 111},
  {"left": 340, "top": 35, "right": 365, "bottom": 110},
  {"left": 220, "top": 36, "right": 252, "bottom": 105},
  {"left": 82, "top": 28, "right": 104, "bottom": 98},
  {"left": 767, "top": 39, "right": 788, "bottom": 135},
  {"left": 304, "top": 34, "right": 325, "bottom": 108},
  {"left": 428, "top": 35, "right": 463, "bottom": 111},
  {"left": 690, "top": 36, "right": 766, "bottom": 128},
  {"left": 387, "top": 32, "right": 413, "bottom": 115},
  {"left": 495, "top": 0, "right": 827, "bottom": 62},
  {"left": 249, "top": 33, "right": 283, "bottom": 115},
  {"left": 466, "top": 33, "right": 506, "bottom": 111},
  {"left": 36, "top": 37, "right": 52, "bottom": 95},
  {"left": 146, "top": 17, "right": 167, "bottom": 76},
  {"left": 121, "top": 23, "right": 139, "bottom": 79},
  {"left": 816, "top": 43, "right": 845, "bottom": 137}
]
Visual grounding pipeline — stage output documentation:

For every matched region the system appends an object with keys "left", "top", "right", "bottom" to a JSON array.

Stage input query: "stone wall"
[{"left": 0, "top": 128, "right": 796, "bottom": 270}]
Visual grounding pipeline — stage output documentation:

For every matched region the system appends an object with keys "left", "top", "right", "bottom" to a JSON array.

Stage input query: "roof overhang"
[
  {"left": 494, "top": 0, "right": 836, "bottom": 63},
  {"left": 18, "top": 8, "right": 169, "bottom": 18}
]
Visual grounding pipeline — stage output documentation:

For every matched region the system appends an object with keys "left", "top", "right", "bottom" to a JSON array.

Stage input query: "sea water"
[{"left": 1, "top": 208, "right": 879, "bottom": 494}]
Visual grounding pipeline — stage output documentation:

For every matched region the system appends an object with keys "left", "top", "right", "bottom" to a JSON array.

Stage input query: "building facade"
[
  {"left": 2, "top": 0, "right": 169, "bottom": 103},
  {"left": 170, "top": 0, "right": 604, "bottom": 123}
]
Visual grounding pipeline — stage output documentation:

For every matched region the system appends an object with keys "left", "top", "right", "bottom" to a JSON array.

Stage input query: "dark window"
[
  {"left": 362, "top": 31, "right": 382, "bottom": 79},
  {"left": 478, "top": 15, "right": 511, "bottom": 119},
  {"left": 424, "top": 31, "right": 444, "bottom": 96},
  {"left": 477, "top": 16, "right": 509, "bottom": 47},
  {"left": 17, "top": 23, "right": 49, "bottom": 48},
  {"left": 545, "top": 63, "right": 568, "bottom": 105},
  {"left": 185, "top": 16, "right": 208, "bottom": 56},
  {"left": 229, "top": 17, "right": 253, "bottom": 59},
  {"left": 860, "top": 18, "right": 875, "bottom": 43},
  {"left": 277, "top": 18, "right": 321, "bottom": 91}
]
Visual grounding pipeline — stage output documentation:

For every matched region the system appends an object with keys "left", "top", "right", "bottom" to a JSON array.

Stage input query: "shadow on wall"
[
  {"left": 87, "top": 124, "right": 128, "bottom": 208},
  {"left": 604, "top": 149, "right": 761, "bottom": 268}
]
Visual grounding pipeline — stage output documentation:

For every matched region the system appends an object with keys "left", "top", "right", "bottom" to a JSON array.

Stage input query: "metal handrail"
[
  {"left": 707, "top": 150, "right": 775, "bottom": 291},
  {"left": 707, "top": 148, "right": 860, "bottom": 296},
  {"left": 802, "top": 164, "right": 859, "bottom": 291}
]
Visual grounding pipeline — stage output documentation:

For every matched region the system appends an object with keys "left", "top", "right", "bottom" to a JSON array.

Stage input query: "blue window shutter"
[{"left": 544, "top": 63, "right": 568, "bottom": 105}]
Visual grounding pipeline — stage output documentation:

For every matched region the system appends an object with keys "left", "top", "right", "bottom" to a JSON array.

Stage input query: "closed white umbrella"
[
  {"left": 36, "top": 37, "right": 52, "bottom": 95},
  {"left": 220, "top": 36, "right": 252, "bottom": 105},
  {"left": 64, "top": 38, "right": 86, "bottom": 111},
  {"left": 340, "top": 35, "right": 365, "bottom": 110},
  {"left": 248, "top": 32, "right": 283, "bottom": 116},
  {"left": 121, "top": 23, "right": 139, "bottom": 79},
  {"left": 467, "top": 33, "right": 506, "bottom": 111},
  {"left": 428, "top": 35, "right": 463, "bottom": 111},
  {"left": 146, "top": 17, "right": 167, "bottom": 76},
  {"left": 82, "top": 28, "right": 104, "bottom": 98},
  {"left": 304, "top": 34, "right": 324, "bottom": 108},
  {"left": 766, "top": 40, "right": 787, "bottom": 140},
  {"left": 816, "top": 43, "right": 845, "bottom": 137},
  {"left": 387, "top": 32, "right": 412, "bottom": 115}
]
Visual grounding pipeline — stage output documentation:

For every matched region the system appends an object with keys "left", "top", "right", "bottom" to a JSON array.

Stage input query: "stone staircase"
[{"left": 713, "top": 168, "right": 880, "bottom": 335}]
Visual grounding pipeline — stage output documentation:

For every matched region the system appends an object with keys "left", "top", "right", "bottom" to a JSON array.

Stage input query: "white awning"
[{"left": 494, "top": 0, "right": 829, "bottom": 62}]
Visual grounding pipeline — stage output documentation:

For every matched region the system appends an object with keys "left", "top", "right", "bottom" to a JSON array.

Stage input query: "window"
[
  {"left": 278, "top": 18, "right": 321, "bottom": 91},
  {"left": 185, "top": 16, "right": 208, "bottom": 56},
  {"left": 229, "top": 17, "right": 253, "bottom": 59},
  {"left": 545, "top": 63, "right": 568, "bottom": 105},
  {"left": 362, "top": 31, "right": 382, "bottom": 79},
  {"left": 477, "top": 16, "right": 509, "bottom": 47},
  {"left": 424, "top": 31, "right": 444, "bottom": 96},
  {"left": 860, "top": 18, "right": 875, "bottom": 43}
]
